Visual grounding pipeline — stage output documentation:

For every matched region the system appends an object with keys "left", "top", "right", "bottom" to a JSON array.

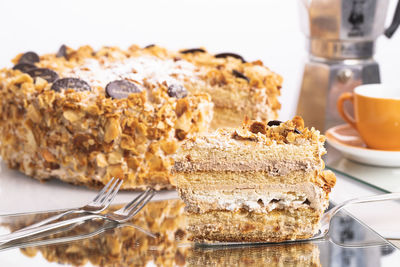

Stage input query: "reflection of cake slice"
[
  {"left": 173, "top": 117, "right": 336, "bottom": 242},
  {"left": 187, "top": 243, "right": 321, "bottom": 267},
  {"left": 8, "top": 199, "right": 189, "bottom": 266}
]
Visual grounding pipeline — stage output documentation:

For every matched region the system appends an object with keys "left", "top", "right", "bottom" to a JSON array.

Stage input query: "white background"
[{"left": 0, "top": 0, "right": 399, "bottom": 120}]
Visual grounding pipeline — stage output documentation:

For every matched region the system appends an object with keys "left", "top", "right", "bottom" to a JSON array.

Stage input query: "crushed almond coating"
[
  {"left": 179, "top": 116, "right": 326, "bottom": 155},
  {"left": 228, "top": 116, "right": 325, "bottom": 147},
  {"left": 0, "top": 45, "right": 282, "bottom": 190}
]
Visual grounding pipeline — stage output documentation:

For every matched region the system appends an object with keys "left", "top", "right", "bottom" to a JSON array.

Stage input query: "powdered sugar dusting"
[{"left": 62, "top": 55, "right": 199, "bottom": 89}]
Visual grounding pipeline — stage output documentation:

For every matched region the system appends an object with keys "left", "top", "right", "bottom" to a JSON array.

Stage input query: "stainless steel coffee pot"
[{"left": 296, "top": 0, "right": 400, "bottom": 131}]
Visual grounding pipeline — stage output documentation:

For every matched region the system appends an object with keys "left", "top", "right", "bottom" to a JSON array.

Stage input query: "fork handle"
[
  {"left": 13, "top": 209, "right": 80, "bottom": 232},
  {"left": 328, "top": 192, "right": 400, "bottom": 219},
  {"left": 0, "top": 214, "right": 102, "bottom": 244}
]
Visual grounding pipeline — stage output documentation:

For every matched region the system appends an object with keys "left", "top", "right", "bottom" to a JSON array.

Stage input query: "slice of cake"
[
  {"left": 187, "top": 243, "right": 321, "bottom": 267},
  {"left": 173, "top": 117, "right": 336, "bottom": 242},
  {"left": 0, "top": 44, "right": 282, "bottom": 190}
]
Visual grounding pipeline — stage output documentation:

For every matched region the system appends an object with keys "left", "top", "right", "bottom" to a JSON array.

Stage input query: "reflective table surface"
[{"left": 0, "top": 198, "right": 399, "bottom": 267}]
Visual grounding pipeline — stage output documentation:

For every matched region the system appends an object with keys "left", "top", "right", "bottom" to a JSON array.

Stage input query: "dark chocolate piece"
[
  {"left": 215, "top": 52, "right": 246, "bottom": 63},
  {"left": 56, "top": 44, "right": 67, "bottom": 58},
  {"left": 167, "top": 84, "right": 188, "bottom": 99},
  {"left": 18, "top": 51, "right": 40, "bottom": 64},
  {"left": 294, "top": 128, "right": 302, "bottom": 134},
  {"left": 249, "top": 121, "right": 266, "bottom": 134},
  {"left": 144, "top": 44, "right": 155, "bottom": 49},
  {"left": 51, "top": 78, "right": 91, "bottom": 92},
  {"left": 27, "top": 68, "right": 59, "bottom": 83},
  {"left": 105, "top": 80, "right": 142, "bottom": 99},
  {"left": 267, "top": 120, "right": 282, "bottom": 127},
  {"left": 232, "top": 70, "right": 250, "bottom": 82},
  {"left": 180, "top": 48, "right": 206, "bottom": 54},
  {"left": 12, "top": 63, "right": 36, "bottom": 73}
]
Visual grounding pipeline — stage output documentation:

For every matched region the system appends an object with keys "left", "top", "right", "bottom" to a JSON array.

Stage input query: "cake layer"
[
  {"left": 178, "top": 182, "right": 329, "bottom": 214},
  {"left": 210, "top": 107, "right": 251, "bottom": 129},
  {"left": 187, "top": 208, "right": 321, "bottom": 242},
  {"left": 174, "top": 170, "right": 324, "bottom": 188},
  {"left": 173, "top": 123, "right": 326, "bottom": 175}
]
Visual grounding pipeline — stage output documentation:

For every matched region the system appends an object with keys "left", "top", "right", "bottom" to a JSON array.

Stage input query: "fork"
[
  {"left": 0, "top": 188, "right": 156, "bottom": 244},
  {"left": 12, "top": 177, "right": 123, "bottom": 232},
  {"left": 0, "top": 220, "right": 156, "bottom": 252},
  {"left": 309, "top": 192, "right": 400, "bottom": 241}
]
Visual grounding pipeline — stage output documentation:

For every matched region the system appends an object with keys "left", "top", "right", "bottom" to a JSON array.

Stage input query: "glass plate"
[
  {"left": 325, "top": 145, "right": 400, "bottom": 194},
  {"left": 0, "top": 198, "right": 399, "bottom": 267}
]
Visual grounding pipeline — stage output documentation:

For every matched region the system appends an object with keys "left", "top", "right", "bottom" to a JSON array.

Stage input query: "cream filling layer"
[{"left": 179, "top": 182, "right": 328, "bottom": 214}]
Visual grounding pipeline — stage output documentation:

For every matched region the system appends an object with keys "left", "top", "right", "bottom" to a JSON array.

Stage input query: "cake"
[
  {"left": 0, "top": 44, "right": 282, "bottom": 190},
  {"left": 173, "top": 117, "right": 336, "bottom": 242}
]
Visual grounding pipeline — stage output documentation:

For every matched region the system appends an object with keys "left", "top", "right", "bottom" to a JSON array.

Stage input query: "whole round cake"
[{"left": 0, "top": 44, "right": 282, "bottom": 190}]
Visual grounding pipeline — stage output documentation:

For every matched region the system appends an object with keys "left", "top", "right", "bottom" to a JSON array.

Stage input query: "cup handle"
[{"left": 337, "top": 92, "right": 357, "bottom": 129}]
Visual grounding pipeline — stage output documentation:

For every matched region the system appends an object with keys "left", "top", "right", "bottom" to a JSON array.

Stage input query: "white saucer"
[{"left": 325, "top": 124, "right": 400, "bottom": 167}]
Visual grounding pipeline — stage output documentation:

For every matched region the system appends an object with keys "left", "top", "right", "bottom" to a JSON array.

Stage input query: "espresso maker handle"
[{"left": 385, "top": 0, "right": 400, "bottom": 38}]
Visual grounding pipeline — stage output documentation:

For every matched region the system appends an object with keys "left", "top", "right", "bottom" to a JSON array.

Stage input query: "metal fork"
[
  {"left": 0, "top": 188, "right": 155, "bottom": 244},
  {"left": 8, "top": 177, "right": 123, "bottom": 233},
  {"left": 0, "top": 220, "right": 156, "bottom": 252},
  {"left": 309, "top": 192, "right": 400, "bottom": 241}
]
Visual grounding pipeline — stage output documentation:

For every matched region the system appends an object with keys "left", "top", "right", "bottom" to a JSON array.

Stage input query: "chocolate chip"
[
  {"left": 12, "top": 63, "right": 36, "bottom": 73},
  {"left": 175, "top": 129, "right": 187, "bottom": 140},
  {"left": 180, "top": 48, "right": 206, "bottom": 54},
  {"left": 267, "top": 120, "right": 282, "bottom": 127},
  {"left": 105, "top": 80, "right": 142, "bottom": 99},
  {"left": 232, "top": 70, "right": 249, "bottom": 82},
  {"left": 294, "top": 128, "right": 302, "bottom": 134},
  {"left": 144, "top": 44, "right": 155, "bottom": 49},
  {"left": 167, "top": 84, "right": 188, "bottom": 99},
  {"left": 215, "top": 52, "right": 246, "bottom": 63},
  {"left": 51, "top": 78, "right": 91, "bottom": 92},
  {"left": 27, "top": 68, "right": 59, "bottom": 83},
  {"left": 303, "top": 199, "right": 311, "bottom": 205},
  {"left": 56, "top": 44, "right": 67, "bottom": 58},
  {"left": 249, "top": 121, "right": 266, "bottom": 134},
  {"left": 18, "top": 51, "right": 40, "bottom": 64},
  {"left": 174, "top": 229, "right": 186, "bottom": 240}
]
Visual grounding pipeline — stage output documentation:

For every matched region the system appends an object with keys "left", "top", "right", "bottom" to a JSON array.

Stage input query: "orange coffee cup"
[{"left": 337, "top": 84, "right": 400, "bottom": 151}]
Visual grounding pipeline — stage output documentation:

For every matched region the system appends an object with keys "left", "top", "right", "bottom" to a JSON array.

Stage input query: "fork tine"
[
  {"left": 123, "top": 189, "right": 155, "bottom": 220},
  {"left": 97, "top": 178, "right": 120, "bottom": 205},
  {"left": 127, "top": 189, "right": 155, "bottom": 217},
  {"left": 92, "top": 177, "right": 115, "bottom": 203},
  {"left": 103, "top": 179, "right": 124, "bottom": 207},
  {"left": 120, "top": 188, "right": 151, "bottom": 213}
]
